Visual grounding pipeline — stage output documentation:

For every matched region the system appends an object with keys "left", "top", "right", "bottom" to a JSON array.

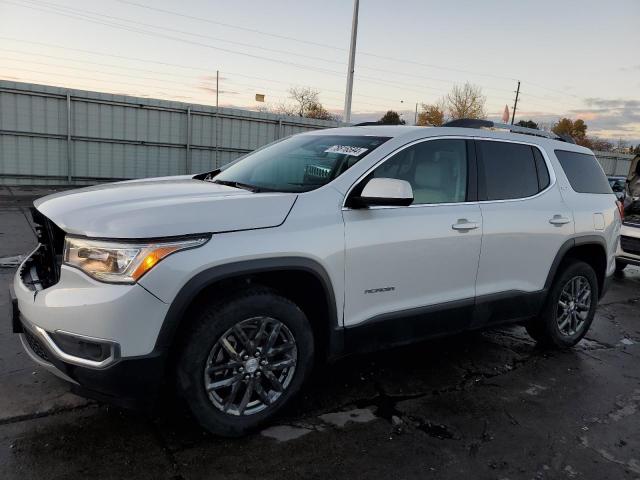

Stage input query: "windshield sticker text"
[{"left": 324, "top": 145, "right": 369, "bottom": 156}]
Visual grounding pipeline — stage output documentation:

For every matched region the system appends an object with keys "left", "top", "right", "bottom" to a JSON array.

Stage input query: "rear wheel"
[
  {"left": 176, "top": 288, "right": 314, "bottom": 436},
  {"left": 526, "top": 260, "right": 598, "bottom": 348}
]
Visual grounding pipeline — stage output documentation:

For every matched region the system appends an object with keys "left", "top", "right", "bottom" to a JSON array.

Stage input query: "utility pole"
[
  {"left": 216, "top": 70, "right": 219, "bottom": 110},
  {"left": 215, "top": 70, "right": 220, "bottom": 166},
  {"left": 414, "top": 102, "right": 418, "bottom": 125},
  {"left": 510, "top": 80, "right": 520, "bottom": 125},
  {"left": 343, "top": 0, "right": 359, "bottom": 124}
]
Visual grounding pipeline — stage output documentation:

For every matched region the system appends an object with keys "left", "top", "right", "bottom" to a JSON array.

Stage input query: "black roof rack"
[
  {"left": 442, "top": 118, "right": 576, "bottom": 144},
  {"left": 352, "top": 121, "right": 383, "bottom": 126}
]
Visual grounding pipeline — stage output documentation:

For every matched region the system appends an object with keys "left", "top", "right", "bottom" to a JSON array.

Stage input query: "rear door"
[{"left": 473, "top": 139, "right": 573, "bottom": 326}]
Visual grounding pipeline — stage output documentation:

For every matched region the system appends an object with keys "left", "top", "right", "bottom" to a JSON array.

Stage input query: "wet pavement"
[{"left": 1, "top": 186, "right": 640, "bottom": 479}]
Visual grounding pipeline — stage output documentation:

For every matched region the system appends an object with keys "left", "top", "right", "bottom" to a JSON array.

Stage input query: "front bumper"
[
  {"left": 17, "top": 316, "right": 165, "bottom": 408},
  {"left": 616, "top": 223, "right": 640, "bottom": 266},
  {"left": 11, "top": 245, "right": 171, "bottom": 408}
]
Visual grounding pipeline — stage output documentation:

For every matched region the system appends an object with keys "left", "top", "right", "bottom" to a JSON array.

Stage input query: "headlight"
[{"left": 63, "top": 236, "right": 208, "bottom": 283}]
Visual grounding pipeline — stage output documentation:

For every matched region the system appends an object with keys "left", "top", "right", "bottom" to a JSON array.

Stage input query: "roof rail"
[
  {"left": 353, "top": 121, "right": 383, "bottom": 126},
  {"left": 442, "top": 118, "right": 576, "bottom": 144}
]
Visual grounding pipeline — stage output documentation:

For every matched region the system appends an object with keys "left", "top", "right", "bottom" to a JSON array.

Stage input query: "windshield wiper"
[{"left": 213, "top": 179, "right": 265, "bottom": 192}]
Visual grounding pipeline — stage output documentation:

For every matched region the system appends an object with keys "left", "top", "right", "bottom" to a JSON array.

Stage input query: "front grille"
[
  {"left": 24, "top": 329, "right": 50, "bottom": 362},
  {"left": 621, "top": 235, "right": 640, "bottom": 256}
]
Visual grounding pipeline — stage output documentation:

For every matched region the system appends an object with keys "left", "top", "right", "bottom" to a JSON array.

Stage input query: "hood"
[{"left": 34, "top": 177, "right": 297, "bottom": 238}]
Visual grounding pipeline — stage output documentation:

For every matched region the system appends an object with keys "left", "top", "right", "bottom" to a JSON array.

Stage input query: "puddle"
[
  {"left": 318, "top": 408, "right": 376, "bottom": 428},
  {"left": 260, "top": 425, "right": 314, "bottom": 442}
]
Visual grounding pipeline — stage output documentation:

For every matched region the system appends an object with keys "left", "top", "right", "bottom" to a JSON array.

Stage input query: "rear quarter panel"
[{"left": 549, "top": 148, "right": 621, "bottom": 276}]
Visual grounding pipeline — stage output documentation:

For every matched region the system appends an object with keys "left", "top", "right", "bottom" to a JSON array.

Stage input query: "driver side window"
[{"left": 372, "top": 139, "right": 468, "bottom": 204}]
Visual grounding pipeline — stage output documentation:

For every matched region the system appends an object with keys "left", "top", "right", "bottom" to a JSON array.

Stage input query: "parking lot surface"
[{"left": 2, "top": 185, "right": 640, "bottom": 480}]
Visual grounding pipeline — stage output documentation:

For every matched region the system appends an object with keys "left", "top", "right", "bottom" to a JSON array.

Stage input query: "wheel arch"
[
  {"left": 545, "top": 236, "right": 608, "bottom": 298},
  {"left": 154, "top": 257, "right": 343, "bottom": 364}
]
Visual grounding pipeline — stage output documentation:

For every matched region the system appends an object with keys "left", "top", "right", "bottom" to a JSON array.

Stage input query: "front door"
[{"left": 342, "top": 138, "right": 482, "bottom": 348}]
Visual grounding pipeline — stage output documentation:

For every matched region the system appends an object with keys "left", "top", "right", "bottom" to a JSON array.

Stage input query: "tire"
[
  {"left": 526, "top": 260, "right": 598, "bottom": 348},
  {"left": 615, "top": 260, "right": 627, "bottom": 273},
  {"left": 176, "top": 287, "right": 314, "bottom": 437}
]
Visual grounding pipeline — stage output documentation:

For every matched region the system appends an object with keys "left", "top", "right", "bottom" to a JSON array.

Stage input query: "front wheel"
[
  {"left": 176, "top": 288, "right": 314, "bottom": 436},
  {"left": 526, "top": 260, "right": 598, "bottom": 348}
]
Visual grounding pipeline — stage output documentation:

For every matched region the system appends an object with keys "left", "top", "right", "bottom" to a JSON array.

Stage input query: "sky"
[{"left": 1, "top": 0, "right": 639, "bottom": 143}]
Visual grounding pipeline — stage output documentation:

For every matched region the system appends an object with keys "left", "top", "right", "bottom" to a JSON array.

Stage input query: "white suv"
[{"left": 10, "top": 120, "right": 621, "bottom": 436}]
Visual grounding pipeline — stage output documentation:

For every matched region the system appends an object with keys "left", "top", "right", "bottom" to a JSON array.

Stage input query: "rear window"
[
  {"left": 554, "top": 150, "right": 611, "bottom": 194},
  {"left": 478, "top": 141, "right": 540, "bottom": 200}
]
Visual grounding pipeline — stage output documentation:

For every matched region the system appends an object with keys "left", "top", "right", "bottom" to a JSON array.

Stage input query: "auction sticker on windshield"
[{"left": 324, "top": 145, "right": 369, "bottom": 156}]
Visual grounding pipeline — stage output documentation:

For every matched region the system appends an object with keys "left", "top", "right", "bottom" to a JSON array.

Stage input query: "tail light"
[{"left": 616, "top": 200, "right": 625, "bottom": 221}]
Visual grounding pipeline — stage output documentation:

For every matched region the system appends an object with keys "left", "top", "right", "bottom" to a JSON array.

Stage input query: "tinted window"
[
  {"left": 555, "top": 150, "right": 612, "bottom": 194},
  {"left": 371, "top": 139, "right": 468, "bottom": 204},
  {"left": 478, "top": 141, "right": 539, "bottom": 200},
  {"left": 533, "top": 147, "right": 550, "bottom": 190}
]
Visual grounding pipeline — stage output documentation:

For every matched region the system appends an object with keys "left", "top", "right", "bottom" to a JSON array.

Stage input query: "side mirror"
[{"left": 351, "top": 177, "right": 414, "bottom": 208}]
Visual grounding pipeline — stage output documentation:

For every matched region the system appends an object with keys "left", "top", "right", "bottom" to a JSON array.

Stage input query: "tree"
[
  {"left": 552, "top": 118, "right": 587, "bottom": 143},
  {"left": 589, "top": 137, "right": 614, "bottom": 152},
  {"left": 305, "top": 102, "right": 335, "bottom": 120},
  {"left": 633, "top": 145, "right": 640, "bottom": 155},
  {"left": 417, "top": 103, "right": 445, "bottom": 126},
  {"left": 263, "top": 87, "right": 336, "bottom": 120},
  {"left": 288, "top": 87, "right": 320, "bottom": 117},
  {"left": 378, "top": 110, "right": 405, "bottom": 125},
  {"left": 516, "top": 119, "right": 539, "bottom": 129},
  {"left": 446, "top": 82, "right": 486, "bottom": 120}
]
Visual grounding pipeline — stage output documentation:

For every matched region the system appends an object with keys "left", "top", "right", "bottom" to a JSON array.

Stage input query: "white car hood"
[{"left": 34, "top": 176, "right": 297, "bottom": 238}]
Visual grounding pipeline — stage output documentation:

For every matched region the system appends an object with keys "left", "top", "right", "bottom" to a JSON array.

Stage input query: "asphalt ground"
[{"left": 1, "top": 185, "right": 640, "bottom": 480}]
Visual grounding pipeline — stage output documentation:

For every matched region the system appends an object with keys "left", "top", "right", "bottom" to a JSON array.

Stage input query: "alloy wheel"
[
  {"left": 203, "top": 316, "right": 298, "bottom": 416},
  {"left": 556, "top": 275, "right": 592, "bottom": 336}
]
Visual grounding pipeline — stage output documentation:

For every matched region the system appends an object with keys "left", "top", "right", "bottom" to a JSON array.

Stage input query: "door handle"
[
  {"left": 452, "top": 219, "right": 479, "bottom": 231},
  {"left": 549, "top": 215, "right": 571, "bottom": 226}
]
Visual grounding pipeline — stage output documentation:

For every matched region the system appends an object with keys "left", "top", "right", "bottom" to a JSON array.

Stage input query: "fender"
[
  {"left": 544, "top": 235, "right": 608, "bottom": 293},
  {"left": 153, "top": 257, "right": 342, "bottom": 354}
]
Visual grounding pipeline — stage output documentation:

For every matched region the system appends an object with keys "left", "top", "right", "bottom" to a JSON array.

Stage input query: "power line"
[
  {"left": 115, "top": 0, "right": 346, "bottom": 52},
  {"left": 114, "top": 0, "right": 519, "bottom": 83},
  {"left": 10, "top": 0, "right": 520, "bottom": 99},
  {"left": 3, "top": 0, "right": 550, "bottom": 110},
  {"left": 15, "top": 0, "right": 346, "bottom": 67},
  {"left": 0, "top": 48, "right": 402, "bottom": 110},
  {"left": 16, "top": 0, "right": 584, "bottom": 101},
  {"left": 1, "top": 0, "right": 347, "bottom": 76}
]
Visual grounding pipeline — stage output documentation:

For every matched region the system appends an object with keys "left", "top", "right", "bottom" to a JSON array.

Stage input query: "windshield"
[{"left": 213, "top": 134, "right": 390, "bottom": 193}]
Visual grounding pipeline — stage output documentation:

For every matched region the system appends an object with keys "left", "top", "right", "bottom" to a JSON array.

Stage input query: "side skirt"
[{"left": 341, "top": 290, "right": 547, "bottom": 355}]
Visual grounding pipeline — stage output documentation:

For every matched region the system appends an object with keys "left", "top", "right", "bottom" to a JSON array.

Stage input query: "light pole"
[{"left": 343, "top": 0, "right": 359, "bottom": 124}]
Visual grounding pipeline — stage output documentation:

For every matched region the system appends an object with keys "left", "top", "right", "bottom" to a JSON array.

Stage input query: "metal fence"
[
  {"left": 0, "top": 80, "right": 635, "bottom": 185},
  {"left": 0, "top": 80, "right": 340, "bottom": 186},
  {"left": 592, "top": 150, "right": 635, "bottom": 177}
]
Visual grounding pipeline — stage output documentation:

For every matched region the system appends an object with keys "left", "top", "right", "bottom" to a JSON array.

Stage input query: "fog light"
[{"left": 49, "top": 331, "right": 112, "bottom": 362}]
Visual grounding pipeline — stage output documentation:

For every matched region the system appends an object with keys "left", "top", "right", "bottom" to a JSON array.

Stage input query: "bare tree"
[
  {"left": 288, "top": 87, "right": 320, "bottom": 117},
  {"left": 446, "top": 83, "right": 486, "bottom": 120}
]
